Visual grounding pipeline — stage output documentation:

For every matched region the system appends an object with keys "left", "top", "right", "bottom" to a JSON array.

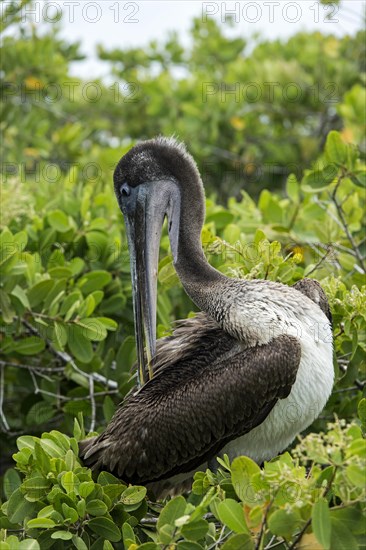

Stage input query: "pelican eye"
[{"left": 120, "top": 182, "right": 131, "bottom": 197}]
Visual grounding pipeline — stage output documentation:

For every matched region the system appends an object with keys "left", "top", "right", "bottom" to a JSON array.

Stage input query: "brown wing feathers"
[
  {"left": 80, "top": 280, "right": 331, "bottom": 485},
  {"left": 80, "top": 317, "right": 301, "bottom": 485}
]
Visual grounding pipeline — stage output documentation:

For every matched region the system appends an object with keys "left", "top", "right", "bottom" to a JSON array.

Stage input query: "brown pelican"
[{"left": 80, "top": 137, "right": 334, "bottom": 495}]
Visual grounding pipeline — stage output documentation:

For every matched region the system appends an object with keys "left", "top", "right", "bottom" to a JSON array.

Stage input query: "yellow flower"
[
  {"left": 24, "top": 76, "right": 43, "bottom": 89},
  {"left": 293, "top": 246, "right": 304, "bottom": 263},
  {"left": 230, "top": 116, "right": 246, "bottom": 131}
]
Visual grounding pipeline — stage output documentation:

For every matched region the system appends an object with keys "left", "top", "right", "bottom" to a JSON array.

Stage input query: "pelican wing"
[
  {"left": 80, "top": 313, "right": 301, "bottom": 484},
  {"left": 292, "top": 278, "right": 332, "bottom": 324}
]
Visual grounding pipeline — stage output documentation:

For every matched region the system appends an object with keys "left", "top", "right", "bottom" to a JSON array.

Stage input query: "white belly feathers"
[{"left": 222, "top": 294, "right": 334, "bottom": 463}]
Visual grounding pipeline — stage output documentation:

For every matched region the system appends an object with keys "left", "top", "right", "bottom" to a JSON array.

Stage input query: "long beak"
[{"left": 118, "top": 183, "right": 167, "bottom": 387}]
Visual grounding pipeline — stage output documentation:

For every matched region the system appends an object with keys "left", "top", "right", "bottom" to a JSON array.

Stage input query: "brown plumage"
[
  {"left": 79, "top": 137, "right": 334, "bottom": 496},
  {"left": 80, "top": 316, "right": 300, "bottom": 484}
]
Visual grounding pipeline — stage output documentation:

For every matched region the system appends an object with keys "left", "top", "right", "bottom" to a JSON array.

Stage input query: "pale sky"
[{"left": 8, "top": 1, "right": 366, "bottom": 77}]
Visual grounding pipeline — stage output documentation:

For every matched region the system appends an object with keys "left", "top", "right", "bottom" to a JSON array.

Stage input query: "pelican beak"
[{"left": 116, "top": 180, "right": 180, "bottom": 386}]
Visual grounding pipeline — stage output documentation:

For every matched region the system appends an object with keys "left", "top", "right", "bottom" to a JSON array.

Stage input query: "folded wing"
[{"left": 80, "top": 314, "right": 301, "bottom": 484}]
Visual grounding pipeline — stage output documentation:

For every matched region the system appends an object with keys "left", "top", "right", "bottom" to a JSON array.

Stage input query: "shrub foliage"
[{"left": 1, "top": 1, "right": 365, "bottom": 548}]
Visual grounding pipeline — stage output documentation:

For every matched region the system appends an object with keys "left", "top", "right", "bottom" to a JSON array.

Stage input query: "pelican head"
[{"left": 113, "top": 137, "right": 205, "bottom": 385}]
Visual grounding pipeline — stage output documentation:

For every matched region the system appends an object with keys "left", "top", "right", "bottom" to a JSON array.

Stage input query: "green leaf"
[
  {"left": 357, "top": 398, "right": 366, "bottom": 426},
  {"left": 0, "top": 289, "right": 15, "bottom": 323},
  {"left": 103, "top": 395, "right": 116, "bottom": 422},
  {"left": 223, "top": 223, "right": 241, "bottom": 243},
  {"left": 60, "top": 291, "right": 81, "bottom": 317},
  {"left": 72, "top": 536, "right": 88, "bottom": 550},
  {"left": 67, "top": 326, "right": 94, "bottom": 363},
  {"left": 75, "top": 318, "right": 108, "bottom": 341},
  {"left": 268, "top": 509, "right": 302, "bottom": 539},
  {"left": 330, "top": 518, "right": 358, "bottom": 550},
  {"left": 350, "top": 170, "right": 366, "bottom": 188},
  {"left": 122, "top": 522, "right": 135, "bottom": 545},
  {"left": 47, "top": 210, "right": 70, "bottom": 232},
  {"left": 100, "top": 294, "right": 126, "bottom": 315},
  {"left": 86, "top": 499, "right": 108, "bottom": 516},
  {"left": 85, "top": 230, "right": 109, "bottom": 259},
  {"left": 62, "top": 503, "right": 78, "bottom": 523},
  {"left": 157, "top": 495, "right": 187, "bottom": 531},
  {"left": 27, "top": 517, "right": 56, "bottom": 529},
  {"left": 88, "top": 517, "right": 122, "bottom": 542},
  {"left": 73, "top": 415, "right": 85, "bottom": 441},
  {"left": 90, "top": 290, "right": 104, "bottom": 307},
  {"left": 77, "top": 270, "right": 112, "bottom": 295},
  {"left": 254, "top": 229, "right": 266, "bottom": 246},
  {"left": 16, "top": 337, "right": 45, "bottom": 356},
  {"left": 79, "top": 481, "right": 95, "bottom": 499},
  {"left": 158, "top": 260, "right": 180, "bottom": 288},
  {"left": 286, "top": 173, "right": 299, "bottom": 202},
  {"left": 22, "top": 475, "right": 50, "bottom": 500},
  {"left": 51, "top": 531, "right": 73, "bottom": 540},
  {"left": 34, "top": 442, "right": 51, "bottom": 475},
  {"left": 53, "top": 322, "right": 68, "bottom": 348},
  {"left": 11, "top": 285, "right": 30, "bottom": 309},
  {"left": 345, "top": 464, "right": 365, "bottom": 487},
  {"left": 69, "top": 258, "right": 85, "bottom": 276},
  {"left": 331, "top": 507, "right": 365, "bottom": 535},
  {"left": 18, "top": 540, "right": 40, "bottom": 550},
  {"left": 26, "top": 401, "right": 54, "bottom": 426},
  {"left": 17, "top": 435, "right": 37, "bottom": 451},
  {"left": 181, "top": 519, "right": 209, "bottom": 541},
  {"left": 312, "top": 498, "right": 331, "bottom": 549},
  {"left": 39, "top": 438, "right": 64, "bottom": 458},
  {"left": 120, "top": 485, "right": 147, "bottom": 505},
  {"left": 6, "top": 488, "right": 34, "bottom": 523},
  {"left": 3, "top": 468, "right": 21, "bottom": 499},
  {"left": 28, "top": 280, "right": 55, "bottom": 308},
  {"left": 217, "top": 499, "right": 249, "bottom": 534},
  {"left": 37, "top": 505, "right": 54, "bottom": 518},
  {"left": 95, "top": 317, "right": 118, "bottom": 331},
  {"left": 177, "top": 542, "right": 204, "bottom": 550},
  {"left": 48, "top": 266, "right": 73, "bottom": 279},
  {"left": 78, "top": 294, "right": 96, "bottom": 317},
  {"left": 46, "top": 430, "right": 71, "bottom": 450},
  {"left": 346, "top": 438, "right": 366, "bottom": 458},
  {"left": 77, "top": 499, "right": 86, "bottom": 519},
  {"left": 326, "top": 131, "right": 348, "bottom": 165},
  {"left": 97, "top": 472, "right": 122, "bottom": 486},
  {"left": 231, "top": 456, "right": 260, "bottom": 504},
  {"left": 302, "top": 165, "right": 337, "bottom": 191},
  {"left": 61, "top": 471, "right": 79, "bottom": 494},
  {"left": 221, "top": 533, "right": 254, "bottom": 550},
  {"left": 64, "top": 449, "right": 75, "bottom": 471},
  {"left": 206, "top": 210, "right": 234, "bottom": 229}
]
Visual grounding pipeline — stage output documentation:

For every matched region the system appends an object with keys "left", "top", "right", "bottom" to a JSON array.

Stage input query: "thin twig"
[
  {"left": 0, "top": 360, "right": 65, "bottom": 373},
  {"left": 20, "top": 317, "right": 119, "bottom": 433},
  {"left": 140, "top": 517, "right": 158, "bottom": 525},
  {"left": 288, "top": 519, "right": 312, "bottom": 549},
  {"left": 255, "top": 498, "right": 274, "bottom": 550},
  {"left": 333, "top": 385, "right": 365, "bottom": 394},
  {"left": 89, "top": 375, "right": 96, "bottom": 432},
  {"left": 265, "top": 538, "right": 287, "bottom": 550},
  {"left": 0, "top": 366, "right": 10, "bottom": 431},
  {"left": 288, "top": 204, "right": 300, "bottom": 231},
  {"left": 27, "top": 384, "right": 118, "bottom": 402},
  {"left": 315, "top": 240, "right": 358, "bottom": 258},
  {"left": 22, "top": 318, "right": 117, "bottom": 390},
  {"left": 331, "top": 182, "right": 365, "bottom": 273},
  {"left": 207, "top": 525, "right": 230, "bottom": 550},
  {"left": 288, "top": 466, "right": 338, "bottom": 549},
  {"left": 305, "top": 247, "right": 332, "bottom": 276}
]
